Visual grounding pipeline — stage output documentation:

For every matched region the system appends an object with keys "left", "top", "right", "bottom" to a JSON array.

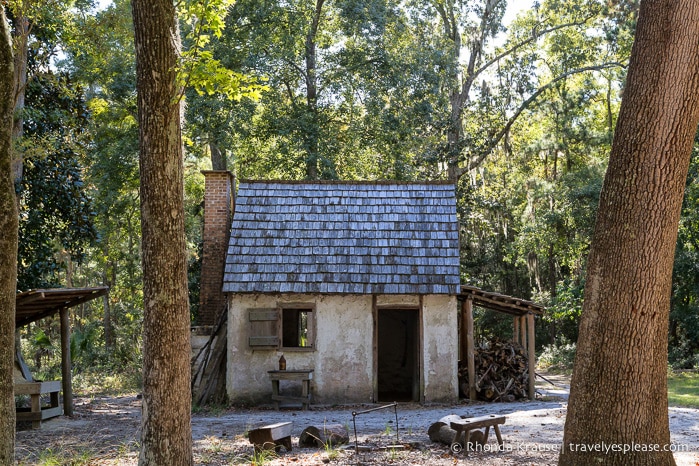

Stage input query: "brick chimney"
[{"left": 198, "top": 170, "right": 234, "bottom": 327}]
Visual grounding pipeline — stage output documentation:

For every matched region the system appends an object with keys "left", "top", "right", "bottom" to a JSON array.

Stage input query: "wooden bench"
[
  {"left": 248, "top": 421, "right": 293, "bottom": 452},
  {"left": 450, "top": 414, "right": 506, "bottom": 455},
  {"left": 15, "top": 381, "right": 63, "bottom": 429}
]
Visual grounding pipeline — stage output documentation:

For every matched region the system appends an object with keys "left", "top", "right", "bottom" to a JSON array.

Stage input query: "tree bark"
[
  {"left": 303, "top": 0, "right": 324, "bottom": 180},
  {"left": 0, "top": 7, "right": 17, "bottom": 464},
  {"left": 102, "top": 269, "right": 114, "bottom": 350},
  {"left": 560, "top": 2, "right": 699, "bottom": 465},
  {"left": 59, "top": 307, "right": 73, "bottom": 417},
  {"left": 131, "top": 1, "right": 193, "bottom": 465},
  {"left": 209, "top": 140, "right": 226, "bottom": 171},
  {"left": 299, "top": 424, "right": 350, "bottom": 447},
  {"left": 10, "top": 9, "right": 28, "bottom": 185}
]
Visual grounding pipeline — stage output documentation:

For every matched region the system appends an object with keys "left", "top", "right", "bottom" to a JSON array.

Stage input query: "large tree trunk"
[
  {"left": 131, "top": 1, "right": 193, "bottom": 465},
  {"left": 0, "top": 7, "right": 17, "bottom": 464},
  {"left": 559, "top": 2, "right": 699, "bottom": 466},
  {"left": 209, "top": 140, "right": 226, "bottom": 171}
]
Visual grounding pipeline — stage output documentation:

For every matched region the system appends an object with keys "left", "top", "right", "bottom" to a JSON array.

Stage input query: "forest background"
[{"left": 9, "top": 0, "right": 699, "bottom": 392}]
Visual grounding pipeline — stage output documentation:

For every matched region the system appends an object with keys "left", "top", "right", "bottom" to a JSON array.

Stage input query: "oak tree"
[
  {"left": 560, "top": 1, "right": 699, "bottom": 465},
  {"left": 131, "top": 1, "right": 192, "bottom": 464}
]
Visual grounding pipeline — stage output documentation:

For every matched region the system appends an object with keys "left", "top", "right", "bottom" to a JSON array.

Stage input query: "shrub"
[{"left": 537, "top": 337, "right": 576, "bottom": 373}]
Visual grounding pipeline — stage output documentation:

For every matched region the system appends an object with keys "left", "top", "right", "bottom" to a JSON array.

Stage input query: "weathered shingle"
[{"left": 223, "top": 181, "right": 460, "bottom": 294}]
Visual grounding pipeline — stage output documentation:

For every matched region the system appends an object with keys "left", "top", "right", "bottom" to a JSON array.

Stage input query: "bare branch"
[{"left": 471, "top": 15, "right": 598, "bottom": 82}]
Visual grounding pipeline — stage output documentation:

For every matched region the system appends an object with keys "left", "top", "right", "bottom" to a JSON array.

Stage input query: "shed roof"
[
  {"left": 223, "top": 180, "right": 460, "bottom": 294},
  {"left": 459, "top": 285, "right": 545, "bottom": 316},
  {"left": 15, "top": 286, "right": 109, "bottom": 328}
]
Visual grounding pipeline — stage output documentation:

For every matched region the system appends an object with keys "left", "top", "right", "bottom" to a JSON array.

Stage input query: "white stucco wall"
[
  {"left": 421, "top": 294, "right": 459, "bottom": 403},
  {"left": 227, "top": 293, "right": 458, "bottom": 405}
]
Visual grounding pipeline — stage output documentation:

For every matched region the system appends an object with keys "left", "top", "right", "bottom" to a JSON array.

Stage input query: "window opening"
[{"left": 282, "top": 308, "right": 312, "bottom": 348}]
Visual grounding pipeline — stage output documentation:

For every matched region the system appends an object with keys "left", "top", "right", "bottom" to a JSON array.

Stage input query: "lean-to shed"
[{"left": 217, "top": 179, "right": 461, "bottom": 405}]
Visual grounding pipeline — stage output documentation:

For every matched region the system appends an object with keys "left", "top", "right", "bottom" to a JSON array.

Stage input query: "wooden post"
[
  {"left": 527, "top": 312, "right": 536, "bottom": 400},
  {"left": 465, "top": 297, "right": 476, "bottom": 401},
  {"left": 459, "top": 300, "right": 468, "bottom": 361},
  {"left": 60, "top": 307, "right": 73, "bottom": 416},
  {"left": 520, "top": 316, "right": 527, "bottom": 349},
  {"left": 513, "top": 317, "right": 520, "bottom": 344}
]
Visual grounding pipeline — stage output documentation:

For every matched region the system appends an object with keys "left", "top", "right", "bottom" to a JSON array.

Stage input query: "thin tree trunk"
[
  {"left": 132, "top": 1, "right": 193, "bottom": 465},
  {"left": 560, "top": 2, "right": 699, "bottom": 465},
  {"left": 303, "top": 0, "right": 324, "bottom": 180},
  {"left": 0, "top": 7, "right": 17, "bottom": 464},
  {"left": 102, "top": 269, "right": 114, "bottom": 350},
  {"left": 10, "top": 10, "right": 28, "bottom": 185}
]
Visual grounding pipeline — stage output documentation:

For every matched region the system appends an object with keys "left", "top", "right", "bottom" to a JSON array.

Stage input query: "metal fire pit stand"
[{"left": 351, "top": 402, "right": 399, "bottom": 453}]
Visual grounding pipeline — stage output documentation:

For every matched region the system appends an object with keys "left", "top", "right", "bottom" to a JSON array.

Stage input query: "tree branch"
[
  {"left": 450, "top": 62, "right": 626, "bottom": 181},
  {"left": 471, "top": 16, "right": 597, "bottom": 83}
]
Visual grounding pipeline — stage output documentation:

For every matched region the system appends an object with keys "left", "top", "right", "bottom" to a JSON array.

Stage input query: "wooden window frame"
[
  {"left": 247, "top": 303, "right": 316, "bottom": 351},
  {"left": 279, "top": 303, "right": 316, "bottom": 352}
]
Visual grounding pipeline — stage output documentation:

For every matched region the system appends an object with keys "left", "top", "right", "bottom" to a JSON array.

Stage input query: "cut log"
[
  {"left": 468, "top": 429, "right": 485, "bottom": 446},
  {"left": 427, "top": 414, "right": 463, "bottom": 443},
  {"left": 299, "top": 424, "right": 349, "bottom": 448},
  {"left": 436, "top": 425, "right": 458, "bottom": 446},
  {"left": 458, "top": 338, "right": 530, "bottom": 402}
]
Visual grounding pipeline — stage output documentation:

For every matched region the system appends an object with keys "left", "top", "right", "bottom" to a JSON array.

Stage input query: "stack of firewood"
[{"left": 458, "top": 338, "right": 529, "bottom": 402}]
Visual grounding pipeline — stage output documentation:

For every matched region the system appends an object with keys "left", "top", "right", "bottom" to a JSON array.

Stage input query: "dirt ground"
[{"left": 15, "top": 375, "right": 699, "bottom": 465}]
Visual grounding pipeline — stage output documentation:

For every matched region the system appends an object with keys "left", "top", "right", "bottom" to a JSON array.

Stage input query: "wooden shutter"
[{"left": 248, "top": 308, "right": 279, "bottom": 348}]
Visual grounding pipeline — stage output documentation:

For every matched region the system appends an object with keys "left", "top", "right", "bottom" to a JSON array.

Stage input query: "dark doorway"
[{"left": 377, "top": 309, "right": 419, "bottom": 402}]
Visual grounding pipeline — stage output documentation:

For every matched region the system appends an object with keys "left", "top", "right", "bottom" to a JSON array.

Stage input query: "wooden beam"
[
  {"left": 527, "top": 313, "right": 536, "bottom": 400},
  {"left": 462, "top": 292, "right": 544, "bottom": 316},
  {"left": 513, "top": 317, "right": 520, "bottom": 345},
  {"left": 520, "top": 316, "right": 527, "bottom": 349},
  {"left": 418, "top": 295, "right": 425, "bottom": 404},
  {"left": 372, "top": 295, "right": 378, "bottom": 403},
  {"left": 60, "top": 307, "right": 73, "bottom": 416},
  {"left": 465, "top": 297, "right": 476, "bottom": 401}
]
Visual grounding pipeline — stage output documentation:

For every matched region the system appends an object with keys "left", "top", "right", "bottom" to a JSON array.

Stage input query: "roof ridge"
[{"left": 239, "top": 179, "right": 454, "bottom": 186}]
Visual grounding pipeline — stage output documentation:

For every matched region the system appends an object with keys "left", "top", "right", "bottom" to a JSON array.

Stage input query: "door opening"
[{"left": 377, "top": 309, "right": 419, "bottom": 402}]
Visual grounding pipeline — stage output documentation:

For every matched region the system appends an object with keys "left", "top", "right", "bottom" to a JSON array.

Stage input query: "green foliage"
[
  {"left": 537, "top": 337, "right": 577, "bottom": 373},
  {"left": 17, "top": 71, "right": 96, "bottom": 290},
  {"left": 186, "top": 0, "right": 449, "bottom": 180},
  {"left": 248, "top": 448, "right": 277, "bottom": 466},
  {"left": 10, "top": 0, "right": 698, "bottom": 386},
  {"left": 34, "top": 448, "right": 94, "bottom": 466},
  {"left": 185, "top": 167, "right": 205, "bottom": 320},
  {"left": 669, "top": 146, "right": 699, "bottom": 368},
  {"left": 667, "top": 372, "right": 699, "bottom": 408},
  {"left": 178, "top": 0, "right": 267, "bottom": 101}
]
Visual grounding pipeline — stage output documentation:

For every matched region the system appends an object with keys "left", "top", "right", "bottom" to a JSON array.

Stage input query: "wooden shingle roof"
[{"left": 223, "top": 180, "right": 460, "bottom": 295}]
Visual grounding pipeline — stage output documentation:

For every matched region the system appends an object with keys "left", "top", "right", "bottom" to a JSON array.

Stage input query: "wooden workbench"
[{"left": 268, "top": 369, "right": 313, "bottom": 410}]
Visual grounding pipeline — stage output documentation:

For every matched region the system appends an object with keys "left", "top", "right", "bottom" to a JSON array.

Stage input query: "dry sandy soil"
[{"left": 15, "top": 375, "right": 699, "bottom": 465}]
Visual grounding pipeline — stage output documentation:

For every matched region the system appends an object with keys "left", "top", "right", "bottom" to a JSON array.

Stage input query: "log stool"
[
  {"left": 248, "top": 422, "right": 293, "bottom": 452},
  {"left": 450, "top": 414, "right": 506, "bottom": 455}
]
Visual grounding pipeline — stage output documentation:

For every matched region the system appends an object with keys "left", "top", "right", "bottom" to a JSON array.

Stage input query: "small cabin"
[
  {"left": 204, "top": 177, "right": 461, "bottom": 405},
  {"left": 194, "top": 172, "right": 542, "bottom": 407}
]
